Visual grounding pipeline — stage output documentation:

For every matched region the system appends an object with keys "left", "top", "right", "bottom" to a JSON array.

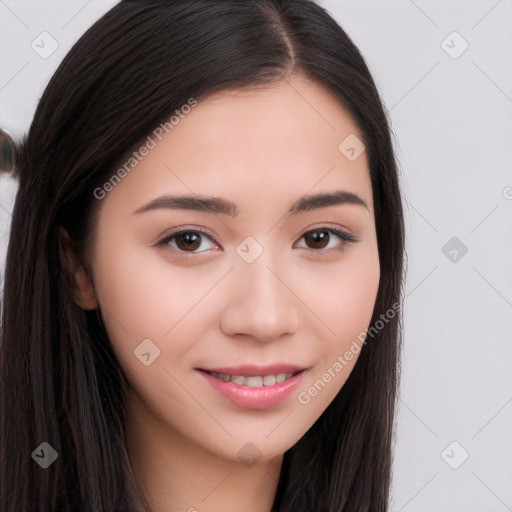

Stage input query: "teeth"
[
  {"left": 208, "top": 371, "right": 294, "bottom": 387},
  {"left": 263, "top": 375, "right": 276, "bottom": 386},
  {"left": 245, "top": 376, "right": 263, "bottom": 387},
  {"left": 275, "top": 373, "right": 288, "bottom": 384}
]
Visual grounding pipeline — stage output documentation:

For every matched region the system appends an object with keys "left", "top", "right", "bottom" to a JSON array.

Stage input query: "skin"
[{"left": 66, "top": 73, "right": 380, "bottom": 512}]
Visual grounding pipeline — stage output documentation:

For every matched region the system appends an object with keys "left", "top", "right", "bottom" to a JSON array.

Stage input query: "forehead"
[
  {"left": 96, "top": 74, "right": 373, "bottom": 220},
  {"left": 197, "top": 74, "right": 365, "bottom": 145}
]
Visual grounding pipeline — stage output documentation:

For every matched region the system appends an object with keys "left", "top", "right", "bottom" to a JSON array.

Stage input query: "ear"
[{"left": 59, "top": 227, "right": 98, "bottom": 310}]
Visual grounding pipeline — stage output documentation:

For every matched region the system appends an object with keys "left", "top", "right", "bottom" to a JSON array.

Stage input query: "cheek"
[
  {"left": 91, "top": 238, "right": 223, "bottom": 361},
  {"left": 300, "top": 247, "right": 380, "bottom": 348},
  {"left": 293, "top": 249, "right": 379, "bottom": 410}
]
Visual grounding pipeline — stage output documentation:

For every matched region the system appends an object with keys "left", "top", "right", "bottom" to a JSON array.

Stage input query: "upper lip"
[{"left": 199, "top": 363, "right": 307, "bottom": 376}]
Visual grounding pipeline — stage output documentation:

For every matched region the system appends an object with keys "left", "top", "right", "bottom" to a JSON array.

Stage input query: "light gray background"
[{"left": 1, "top": 1, "right": 511, "bottom": 510}]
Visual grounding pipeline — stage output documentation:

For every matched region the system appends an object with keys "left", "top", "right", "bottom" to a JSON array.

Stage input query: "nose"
[{"left": 219, "top": 252, "right": 301, "bottom": 342}]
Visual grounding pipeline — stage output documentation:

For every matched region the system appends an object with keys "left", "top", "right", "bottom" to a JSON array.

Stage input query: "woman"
[{"left": 0, "top": 0, "right": 406, "bottom": 510}]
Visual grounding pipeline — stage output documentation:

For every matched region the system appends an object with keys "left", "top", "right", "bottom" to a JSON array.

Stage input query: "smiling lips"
[{"left": 197, "top": 364, "right": 308, "bottom": 409}]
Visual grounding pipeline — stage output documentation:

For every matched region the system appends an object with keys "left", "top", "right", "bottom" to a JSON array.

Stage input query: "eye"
[
  {"left": 156, "top": 226, "right": 358, "bottom": 256},
  {"left": 157, "top": 229, "right": 218, "bottom": 254},
  {"left": 295, "top": 228, "right": 357, "bottom": 253}
]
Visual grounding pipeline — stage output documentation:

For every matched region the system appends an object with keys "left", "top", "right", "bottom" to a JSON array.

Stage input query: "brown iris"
[
  {"left": 304, "top": 230, "right": 330, "bottom": 249},
  {"left": 175, "top": 232, "right": 202, "bottom": 251}
]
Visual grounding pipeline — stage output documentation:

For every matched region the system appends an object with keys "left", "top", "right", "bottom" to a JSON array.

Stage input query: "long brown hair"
[{"left": 0, "top": 1, "right": 406, "bottom": 510}]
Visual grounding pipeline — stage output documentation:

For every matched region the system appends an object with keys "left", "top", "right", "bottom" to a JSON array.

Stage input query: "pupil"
[
  {"left": 177, "top": 232, "right": 201, "bottom": 251},
  {"left": 305, "top": 230, "right": 329, "bottom": 249}
]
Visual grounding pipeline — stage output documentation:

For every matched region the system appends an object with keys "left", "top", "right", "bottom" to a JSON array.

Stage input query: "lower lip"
[{"left": 197, "top": 369, "right": 306, "bottom": 409}]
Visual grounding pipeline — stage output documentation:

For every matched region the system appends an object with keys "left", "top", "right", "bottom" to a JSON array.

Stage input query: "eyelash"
[{"left": 155, "top": 227, "right": 358, "bottom": 256}]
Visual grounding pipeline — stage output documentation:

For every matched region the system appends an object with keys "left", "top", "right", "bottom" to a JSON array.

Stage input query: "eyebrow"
[{"left": 133, "top": 190, "right": 369, "bottom": 217}]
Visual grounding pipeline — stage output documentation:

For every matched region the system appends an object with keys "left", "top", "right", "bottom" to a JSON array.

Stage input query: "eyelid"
[{"left": 303, "top": 223, "right": 357, "bottom": 241}]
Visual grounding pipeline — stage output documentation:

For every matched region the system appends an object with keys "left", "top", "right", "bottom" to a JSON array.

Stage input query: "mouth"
[{"left": 196, "top": 364, "right": 309, "bottom": 409}]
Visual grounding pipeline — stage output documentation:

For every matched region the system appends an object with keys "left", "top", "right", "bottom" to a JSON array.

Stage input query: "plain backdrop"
[{"left": 1, "top": 1, "right": 511, "bottom": 510}]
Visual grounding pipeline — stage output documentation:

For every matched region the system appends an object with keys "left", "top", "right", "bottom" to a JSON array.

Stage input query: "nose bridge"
[{"left": 219, "top": 240, "right": 300, "bottom": 341}]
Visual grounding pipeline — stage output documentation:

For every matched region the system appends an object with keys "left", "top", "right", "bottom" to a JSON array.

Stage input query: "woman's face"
[{"left": 83, "top": 74, "right": 380, "bottom": 463}]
